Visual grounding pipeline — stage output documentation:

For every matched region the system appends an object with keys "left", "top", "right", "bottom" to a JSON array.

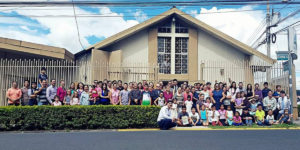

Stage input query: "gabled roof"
[
  {"left": 0, "top": 37, "right": 74, "bottom": 61},
  {"left": 86, "top": 7, "right": 275, "bottom": 64}
]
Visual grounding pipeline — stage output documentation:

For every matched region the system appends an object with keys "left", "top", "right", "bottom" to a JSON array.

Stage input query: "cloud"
[
  {"left": 0, "top": 6, "right": 139, "bottom": 53},
  {"left": 133, "top": 9, "right": 148, "bottom": 22}
]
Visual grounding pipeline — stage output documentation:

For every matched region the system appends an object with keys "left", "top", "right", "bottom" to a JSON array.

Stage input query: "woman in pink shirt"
[
  {"left": 110, "top": 83, "right": 120, "bottom": 105},
  {"left": 163, "top": 86, "right": 173, "bottom": 103},
  {"left": 183, "top": 87, "right": 193, "bottom": 101},
  {"left": 56, "top": 80, "right": 66, "bottom": 103}
]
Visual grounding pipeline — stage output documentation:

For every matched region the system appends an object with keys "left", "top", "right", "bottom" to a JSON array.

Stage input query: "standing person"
[
  {"left": 56, "top": 80, "right": 66, "bottom": 104},
  {"left": 28, "top": 82, "right": 38, "bottom": 106},
  {"left": 70, "top": 91, "right": 80, "bottom": 105},
  {"left": 211, "top": 83, "right": 223, "bottom": 110},
  {"left": 174, "top": 87, "right": 184, "bottom": 113},
  {"left": 52, "top": 95, "right": 62, "bottom": 106},
  {"left": 141, "top": 84, "right": 151, "bottom": 105},
  {"left": 183, "top": 87, "right": 193, "bottom": 101},
  {"left": 38, "top": 67, "right": 48, "bottom": 88},
  {"left": 196, "top": 94, "right": 205, "bottom": 113},
  {"left": 46, "top": 79, "right": 57, "bottom": 103},
  {"left": 234, "top": 92, "right": 245, "bottom": 115},
  {"left": 64, "top": 89, "right": 72, "bottom": 105},
  {"left": 21, "top": 80, "right": 30, "bottom": 106},
  {"left": 255, "top": 105, "right": 265, "bottom": 126},
  {"left": 77, "top": 82, "right": 84, "bottom": 98},
  {"left": 200, "top": 105, "right": 209, "bottom": 126},
  {"left": 100, "top": 83, "right": 111, "bottom": 105},
  {"left": 245, "top": 84, "right": 254, "bottom": 100},
  {"left": 206, "top": 82, "right": 213, "bottom": 95},
  {"left": 236, "top": 82, "right": 245, "bottom": 93},
  {"left": 184, "top": 95, "right": 193, "bottom": 114},
  {"left": 163, "top": 86, "right": 173, "bottom": 103},
  {"left": 201, "top": 85, "right": 210, "bottom": 100},
  {"left": 37, "top": 80, "right": 52, "bottom": 105},
  {"left": 157, "top": 100, "right": 177, "bottom": 130},
  {"left": 226, "top": 106, "right": 234, "bottom": 126},
  {"left": 221, "top": 87, "right": 231, "bottom": 109},
  {"left": 228, "top": 81, "right": 237, "bottom": 104},
  {"left": 154, "top": 92, "right": 165, "bottom": 107},
  {"left": 172, "top": 79, "right": 179, "bottom": 95},
  {"left": 263, "top": 91, "right": 277, "bottom": 116},
  {"left": 80, "top": 85, "right": 90, "bottom": 106},
  {"left": 137, "top": 82, "right": 143, "bottom": 91},
  {"left": 152, "top": 84, "right": 162, "bottom": 105},
  {"left": 69, "top": 82, "right": 76, "bottom": 95},
  {"left": 191, "top": 87, "right": 198, "bottom": 109},
  {"left": 254, "top": 83, "right": 263, "bottom": 103},
  {"left": 273, "top": 85, "right": 282, "bottom": 99},
  {"left": 119, "top": 83, "right": 130, "bottom": 105},
  {"left": 171, "top": 99, "right": 178, "bottom": 119},
  {"left": 6, "top": 81, "right": 22, "bottom": 106},
  {"left": 277, "top": 91, "right": 291, "bottom": 119},
  {"left": 129, "top": 83, "right": 142, "bottom": 105},
  {"left": 117, "top": 80, "right": 124, "bottom": 91},
  {"left": 110, "top": 83, "right": 120, "bottom": 105},
  {"left": 262, "top": 82, "right": 271, "bottom": 98}
]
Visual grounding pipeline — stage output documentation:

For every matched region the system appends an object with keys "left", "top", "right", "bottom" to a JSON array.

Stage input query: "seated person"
[
  {"left": 255, "top": 105, "right": 265, "bottom": 126},
  {"left": 241, "top": 108, "right": 253, "bottom": 126},
  {"left": 265, "top": 109, "right": 277, "bottom": 125},
  {"left": 157, "top": 100, "right": 177, "bottom": 130},
  {"left": 190, "top": 108, "right": 201, "bottom": 126},
  {"left": 276, "top": 109, "right": 292, "bottom": 124},
  {"left": 177, "top": 106, "right": 191, "bottom": 126}
]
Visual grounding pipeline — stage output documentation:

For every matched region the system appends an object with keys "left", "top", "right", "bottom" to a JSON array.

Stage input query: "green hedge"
[{"left": 0, "top": 105, "right": 160, "bottom": 131}]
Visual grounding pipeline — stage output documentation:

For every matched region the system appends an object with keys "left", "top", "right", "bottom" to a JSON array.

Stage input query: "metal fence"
[{"left": 0, "top": 58, "right": 289, "bottom": 106}]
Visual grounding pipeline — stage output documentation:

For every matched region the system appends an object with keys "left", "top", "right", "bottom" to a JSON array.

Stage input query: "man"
[
  {"left": 157, "top": 100, "right": 177, "bottom": 130},
  {"left": 117, "top": 80, "right": 124, "bottom": 91},
  {"left": 46, "top": 79, "right": 57, "bottom": 103},
  {"left": 119, "top": 83, "right": 130, "bottom": 105},
  {"left": 21, "top": 80, "right": 30, "bottom": 106},
  {"left": 151, "top": 83, "right": 162, "bottom": 105},
  {"left": 262, "top": 82, "right": 271, "bottom": 98},
  {"left": 172, "top": 79, "right": 179, "bottom": 95},
  {"left": 141, "top": 84, "right": 151, "bottom": 105},
  {"left": 128, "top": 83, "right": 142, "bottom": 105},
  {"left": 236, "top": 82, "right": 245, "bottom": 93},
  {"left": 37, "top": 80, "right": 52, "bottom": 105},
  {"left": 191, "top": 87, "right": 198, "bottom": 109},
  {"left": 176, "top": 106, "right": 191, "bottom": 126},
  {"left": 6, "top": 81, "right": 22, "bottom": 106},
  {"left": 263, "top": 91, "right": 277, "bottom": 115},
  {"left": 277, "top": 91, "right": 291, "bottom": 119}
]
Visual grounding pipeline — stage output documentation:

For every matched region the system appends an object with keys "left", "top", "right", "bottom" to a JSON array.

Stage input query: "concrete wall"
[
  {"left": 75, "top": 51, "right": 92, "bottom": 84},
  {"left": 108, "top": 30, "right": 148, "bottom": 63},
  {"left": 197, "top": 29, "right": 248, "bottom": 83}
]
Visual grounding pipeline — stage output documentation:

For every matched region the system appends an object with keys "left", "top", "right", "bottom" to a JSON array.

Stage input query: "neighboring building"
[
  {"left": 76, "top": 7, "right": 275, "bottom": 84},
  {"left": 0, "top": 37, "right": 74, "bottom": 61}
]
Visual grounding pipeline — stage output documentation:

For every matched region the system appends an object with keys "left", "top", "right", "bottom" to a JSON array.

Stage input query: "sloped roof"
[
  {"left": 86, "top": 7, "right": 275, "bottom": 64},
  {"left": 0, "top": 37, "right": 74, "bottom": 61}
]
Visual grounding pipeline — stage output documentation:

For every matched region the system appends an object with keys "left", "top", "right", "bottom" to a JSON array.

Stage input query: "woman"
[
  {"left": 100, "top": 83, "right": 111, "bottom": 105},
  {"left": 183, "top": 87, "right": 193, "bottom": 101},
  {"left": 69, "top": 82, "right": 76, "bottom": 95},
  {"left": 246, "top": 84, "right": 254, "bottom": 99},
  {"left": 200, "top": 85, "right": 210, "bottom": 100},
  {"left": 138, "top": 82, "right": 143, "bottom": 91},
  {"left": 77, "top": 82, "right": 84, "bottom": 98},
  {"left": 110, "top": 83, "right": 120, "bottom": 105},
  {"left": 211, "top": 83, "right": 223, "bottom": 110},
  {"left": 254, "top": 83, "right": 263, "bottom": 103},
  {"left": 221, "top": 86, "right": 231, "bottom": 109},
  {"left": 163, "top": 86, "right": 173, "bottom": 103},
  {"left": 57, "top": 80, "right": 66, "bottom": 104},
  {"left": 174, "top": 87, "right": 184, "bottom": 112}
]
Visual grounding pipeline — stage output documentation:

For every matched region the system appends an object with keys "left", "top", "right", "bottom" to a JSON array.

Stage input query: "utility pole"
[{"left": 266, "top": 0, "right": 271, "bottom": 82}]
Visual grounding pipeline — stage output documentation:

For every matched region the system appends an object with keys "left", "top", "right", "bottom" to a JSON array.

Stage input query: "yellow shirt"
[{"left": 255, "top": 110, "right": 265, "bottom": 121}]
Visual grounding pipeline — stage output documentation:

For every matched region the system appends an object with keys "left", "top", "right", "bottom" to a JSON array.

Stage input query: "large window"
[
  {"left": 157, "top": 18, "right": 189, "bottom": 74},
  {"left": 158, "top": 37, "right": 171, "bottom": 74},
  {"left": 175, "top": 37, "right": 188, "bottom": 74}
]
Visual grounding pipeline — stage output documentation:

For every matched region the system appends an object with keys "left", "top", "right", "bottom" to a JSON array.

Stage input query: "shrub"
[{"left": 0, "top": 105, "right": 160, "bottom": 131}]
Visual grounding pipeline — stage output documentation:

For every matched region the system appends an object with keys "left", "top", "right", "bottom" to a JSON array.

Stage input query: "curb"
[{"left": 117, "top": 127, "right": 300, "bottom": 131}]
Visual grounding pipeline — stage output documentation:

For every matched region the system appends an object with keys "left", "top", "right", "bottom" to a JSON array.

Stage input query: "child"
[
  {"left": 211, "top": 105, "right": 222, "bottom": 126},
  {"left": 190, "top": 108, "right": 201, "bottom": 126},
  {"left": 200, "top": 105, "right": 208, "bottom": 126},
  {"left": 233, "top": 111, "right": 243, "bottom": 126},
  {"left": 204, "top": 97, "right": 213, "bottom": 110},
  {"left": 64, "top": 89, "right": 72, "bottom": 105},
  {"left": 70, "top": 91, "right": 80, "bottom": 105},
  {"left": 218, "top": 104, "right": 227, "bottom": 126},
  {"left": 235, "top": 92, "right": 245, "bottom": 115},
  {"left": 241, "top": 108, "right": 253, "bottom": 126},
  {"left": 255, "top": 105, "right": 265, "bottom": 126},
  {"left": 265, "top": 110, "right": 276, "bottom": 125},
  {"left": 53, "top": 95, "right": 62, "bottom": 106},
  {"left": 38, "top": 67, "right": 48, "bottom": 88},
  {"left": 207, "top": 106, "right": 213, "bottom": 125},
  {"left": 185, "top": 95, "right": 193, "bottom": 114},
  {"left": 226, "top": 106, "right": 234, "bottom": 126},
  {"left": 89, "top": 85, "right": 98, "bottom": 105},
  {"left": 171, "top": 98, "right": 178, "bottom": 119},
  {"left": 176, "top": 106, "right": 191, "bottom": 126},
  {"left": 154, "top": 92, "right": 165, "bottom": 107},
  {"left": 249, "top": 98, "right": 258, "bottom": 116},
  {"left": 277, "top": 109, "right": 292, "bottom": 124}
]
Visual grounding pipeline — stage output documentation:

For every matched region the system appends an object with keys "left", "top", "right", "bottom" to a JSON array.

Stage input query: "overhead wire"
[{"left": 71, "top": 0, "right": 85, "bottom": 50}]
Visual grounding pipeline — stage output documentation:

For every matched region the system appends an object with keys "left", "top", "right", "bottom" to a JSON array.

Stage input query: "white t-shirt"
[
  {"left": 207, "top": 110, "right": 213, "bottom": 123},
  {"left": 189, "top": 112, "right": 199, "bottom": 121},
  {"left": 185, "top": 100, "right": 193, "bottom": 114},
  {"left": 212, "top": 111, "right": 220, "bottom": 122},
  {"left": 157, "top": 97, "right": 165, "bottom": 107}
]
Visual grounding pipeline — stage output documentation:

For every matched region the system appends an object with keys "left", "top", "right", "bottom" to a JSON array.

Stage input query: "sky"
[{"left": 0, "top": 0, "right": 299, "bottom": 89}]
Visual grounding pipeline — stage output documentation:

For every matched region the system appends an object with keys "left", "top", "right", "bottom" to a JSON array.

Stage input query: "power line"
[{"left": 72, "top": 0, "right": 85, "bottom": 50}]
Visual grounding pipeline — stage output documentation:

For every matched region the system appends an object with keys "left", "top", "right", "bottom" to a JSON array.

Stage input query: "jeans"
[
  {"left": 257, "top": 120, "right": 264, "bottom": 126},
  {"left": 245, "top": 119, "right": 253, "bottom": 126},
  {"left": 38, "top": 101, "right": 49, "bottom": 106},
  {"left": 232, "top": 122, "right": 243, "bottom": 126},
  {"left": 158, "top": 119, "right": 176, "bottom": 130}
]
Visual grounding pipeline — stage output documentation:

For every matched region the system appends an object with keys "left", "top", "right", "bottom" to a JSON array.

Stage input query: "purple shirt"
[{"left": 254, "top": 89, "right": 263, "bottom": 101}]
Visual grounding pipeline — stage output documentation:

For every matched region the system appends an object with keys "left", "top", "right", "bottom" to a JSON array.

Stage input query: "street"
[{"left": 0, "top": 130, "right": 299, "bottom": 150}]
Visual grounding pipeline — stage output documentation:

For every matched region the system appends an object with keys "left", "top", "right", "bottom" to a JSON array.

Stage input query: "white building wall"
[
  {"left": 109, "top": 30, "right": 149, "bottom": 64},
  {"left": 197, "top": 29, "right": 247, "bottom": 83}
]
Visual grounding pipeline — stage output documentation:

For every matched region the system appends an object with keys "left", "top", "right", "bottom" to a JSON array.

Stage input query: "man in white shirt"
[
  {"left": 157, "top": 100, "right": 177, "bottom": 130},
  {"left": 277, "top": 91, "right": 291, "bottom": 119}
]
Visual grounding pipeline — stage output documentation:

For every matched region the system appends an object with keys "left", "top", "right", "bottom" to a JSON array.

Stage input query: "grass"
[{"left": 209, "top": 124, "right": 300, "bottom": 129}]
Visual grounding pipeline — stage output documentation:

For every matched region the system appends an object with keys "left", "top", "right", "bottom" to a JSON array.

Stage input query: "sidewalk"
[{"left": 294, "top": 117, "right": 300, "bottom": 125}]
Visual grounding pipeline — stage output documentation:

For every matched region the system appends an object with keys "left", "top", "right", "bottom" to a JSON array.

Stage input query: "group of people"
[{"left": 6, "top": 68, "right": 293, "bottom": 130}]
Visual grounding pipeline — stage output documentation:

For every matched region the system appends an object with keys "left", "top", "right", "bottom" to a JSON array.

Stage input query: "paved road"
[{"left": 0, "top": 130, "right": 299, "bottom": 150}]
